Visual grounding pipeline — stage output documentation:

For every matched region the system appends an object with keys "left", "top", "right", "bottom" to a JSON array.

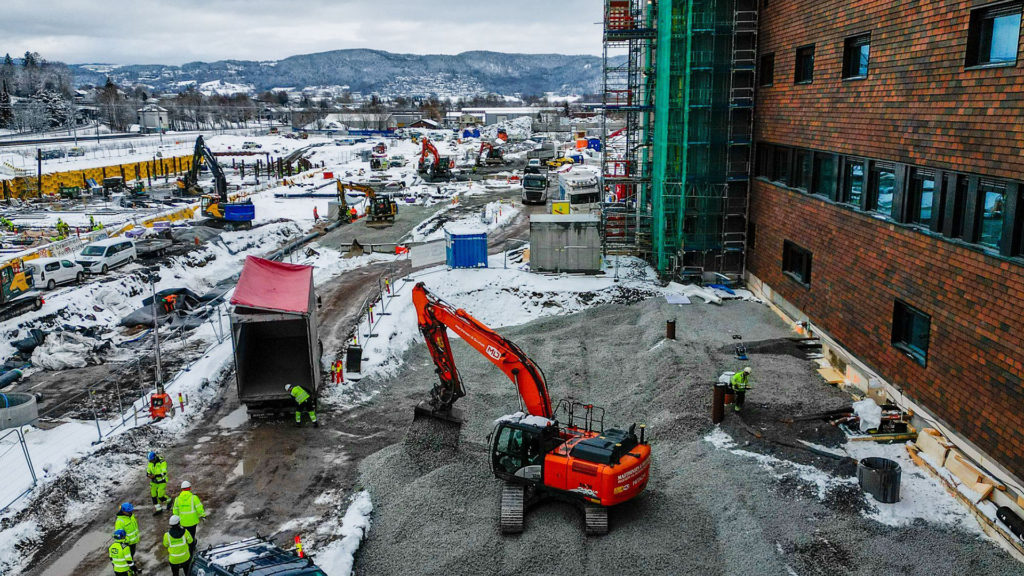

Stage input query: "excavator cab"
[{"left": 490, "top": 420, "right": 560, "bottom": 483}]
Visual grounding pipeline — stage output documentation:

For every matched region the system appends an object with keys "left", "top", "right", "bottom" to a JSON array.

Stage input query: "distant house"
[
  {"left": 409, "top": 118, "right": 440, "bottom": 129},
  {"left": 329, "top": 112, "right": 396, "bottom": 131},
  {"left": 136, "top": 104, "right": 168, "bottom": 133},
  {"left": 445, "top": 111, "right": 485, "bottom": 129},
  {"left": 461, "top": 107, "right": 559, "bottom": 125},
  {"left": 392, "top": 111, "right": 424, "bottom": 128}
]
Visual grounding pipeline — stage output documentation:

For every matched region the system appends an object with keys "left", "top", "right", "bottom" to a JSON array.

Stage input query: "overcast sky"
[{"left": 3, "top": 0, "right": 604, "bottom": 65}]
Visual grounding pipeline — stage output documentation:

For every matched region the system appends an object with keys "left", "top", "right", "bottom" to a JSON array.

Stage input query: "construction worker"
[
  {"left": 108, "top": 529, "right": 135, "bottom": 575},
  {"left": 114, "top": 503, "right": 141, "bottom": 558},
  {"left": 163, "top": 515, "right": 194, "bottom": 576},
  {"left": 162, "top": 293, "right": 179, "bottom": 314},
  {"left": 313, "top": 206, "right": 320, "bottom": 222},
  {"left": 730, "top": 367, "right": 753, "bottom": 412},
  {"left": 331, "top": 359, "right": 344, "bottom": 384},
  {"left": 149, "top": 385, "right": 172, "bottom": 421},
  {"left": 147, "top": 451, "right": 171, "bottom": 513},
  {"left": 285, "top": 384, "right": 318, "bottom": 427},
  {"left": 172, "top": 480, "right": 206, "bottom": 555}
]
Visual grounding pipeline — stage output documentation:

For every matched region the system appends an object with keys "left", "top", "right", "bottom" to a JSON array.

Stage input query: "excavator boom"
[{"left": 412, "top": 283, "right": 553, "bottom": 420}]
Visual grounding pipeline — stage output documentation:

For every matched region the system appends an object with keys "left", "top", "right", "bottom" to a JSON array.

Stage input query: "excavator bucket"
[
  {"left": 405, "top": 402, "right": 463, "bottom": 465},
  {"left": 412, "top": 401, "right": 464, "bottom": 425}
]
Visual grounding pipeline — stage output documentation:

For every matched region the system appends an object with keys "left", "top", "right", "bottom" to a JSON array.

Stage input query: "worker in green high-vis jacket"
[
  {"left": 285, "top": 384, "right": 318, "bottom": 427},
  {"left": 730, "top": 367, "right": 753, "bottom": 412}
]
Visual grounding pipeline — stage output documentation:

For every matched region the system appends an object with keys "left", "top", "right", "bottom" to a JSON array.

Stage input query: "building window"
[
  {"left": 978, "top": 180, "right": 1007, "bottom": 249},
  {"left": 760, "top": 53, "right": 775, "bottom": 86},
  {"left": 869, "top": 163, "right": 896, "bottom": 218},
  {"left": 907, "top": 169, "right": 937, "bottom": 228},
  {"left": 756, "top": 144, "right": 772, "bottom": 178},
  {"left": 842, "top": 160, "right": 864, "bottom": 207},
  {"left": 892, "top": 300, "right": 930, "bottom": 367},
  {"left": 782, "top": 240, "right": 812, "bottom": 286},
  {"left": 793, "top": 150, "right": 812, "bottom": 191},
  {"left": 843, "top": 34, "right": 871, "bottom": 78},
  {"left": 967, "top": 2, "right": 1022, "bottom": 66},
  {"left": 771, "top": 147, "right": 791, "bottom": 185},
  {"left": 812, "top": 153, "right": 837, "bottom": 199},
  {"left": 795, "top": 45, "right": 815, "bottom": 83}
]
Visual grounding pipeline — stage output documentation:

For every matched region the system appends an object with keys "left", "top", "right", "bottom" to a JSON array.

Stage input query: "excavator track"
[
  {"left": 584, "top": 504, "right": 608, "bottom": 536},
  {"left": 499, "top": 483, "right": 524, "bottom": 534}
]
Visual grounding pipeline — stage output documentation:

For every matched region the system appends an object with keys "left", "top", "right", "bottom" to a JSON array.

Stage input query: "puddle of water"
[{"left": 37, "top": 530, "right": 108, "bottom": 576}]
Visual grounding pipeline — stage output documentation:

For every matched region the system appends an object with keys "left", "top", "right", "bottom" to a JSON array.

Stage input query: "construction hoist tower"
[{"left": 601, "top": 0, "right": 758, "bottom": 281}]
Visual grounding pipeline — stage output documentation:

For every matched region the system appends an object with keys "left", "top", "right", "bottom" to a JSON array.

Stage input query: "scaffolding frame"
[{"left": 602, "top": 0, "right": 757, "bottom": 280}]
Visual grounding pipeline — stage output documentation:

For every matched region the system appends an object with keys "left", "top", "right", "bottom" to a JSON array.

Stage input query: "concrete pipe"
[{"left": 0, "top": 393, "right": 38, "bottom": 430}]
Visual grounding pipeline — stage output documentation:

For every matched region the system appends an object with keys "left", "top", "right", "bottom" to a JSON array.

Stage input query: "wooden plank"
[
  {"left": 974, "top": 483, "right": 995, "bottom": 502},
  {"left": 945, "top": 451, "right": 983, "bottom": 485},
  {"left": 915, "top": 428, "right": 951, "bottom": 464},
  {"left": 816, "top": 367, "right": 845, "bottom": 384}
]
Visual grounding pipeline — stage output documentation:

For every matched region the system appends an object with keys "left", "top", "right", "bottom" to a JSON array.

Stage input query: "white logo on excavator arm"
[{"left": 486, "top": 345, "right": 502, "bottom": 360}]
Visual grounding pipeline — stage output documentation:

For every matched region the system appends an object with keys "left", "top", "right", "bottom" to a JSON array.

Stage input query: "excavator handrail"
[{"left": 412, "top": 283, "right": 554, "bottom": 419}]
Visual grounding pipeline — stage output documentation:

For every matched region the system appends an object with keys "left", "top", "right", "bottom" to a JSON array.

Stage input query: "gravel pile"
[{"left": 354, "top": 298, "right": 1022, "bottom": 575}]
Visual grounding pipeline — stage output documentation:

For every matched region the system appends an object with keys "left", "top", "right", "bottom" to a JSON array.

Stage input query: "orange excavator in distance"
[
  {"left": 417, "top": 138, "right": 454, "bottom": 181},
  {"left": 411, "top": 283, "right": 651, "bottom": 535}
]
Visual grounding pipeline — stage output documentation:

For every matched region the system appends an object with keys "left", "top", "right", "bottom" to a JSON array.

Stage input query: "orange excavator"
[
  {"left": 412, "top": 283, "right": 651, "bottom": 535},
  {"left": 417, "top": 138, "right": 454, "bottom": 181},
  {"left": 476, "top": 141, "right": 505, "bottom": 167}
]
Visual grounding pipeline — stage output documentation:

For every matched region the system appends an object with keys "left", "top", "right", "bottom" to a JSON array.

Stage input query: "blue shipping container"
[
  {"left": 587, "top": 138, "right": 602, "bottom": 152},
  {"left": 446, "top": 232, "right": 488, "bottom": 269}
]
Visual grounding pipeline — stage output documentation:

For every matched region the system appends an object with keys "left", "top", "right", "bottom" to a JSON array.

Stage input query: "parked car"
[
  {"left": 189, "top": 537, "right": 326, "bottom": 576},
  {"left": 77, "top": 238, "right": 137, "bottom": 274},
  {"left": 242, "top": 141, "right": 263, "bottom": 150},
  {"left": 25, "top": 258, "right": 84, "bottom": 289},
  {"left": 390, "top": 154, "right": 407, "bottom": 167}
]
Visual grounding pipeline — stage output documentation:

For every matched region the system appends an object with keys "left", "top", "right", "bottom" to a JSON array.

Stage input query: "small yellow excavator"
[{"left": 337, "top": 181, "right": 397, "bottom": 228}]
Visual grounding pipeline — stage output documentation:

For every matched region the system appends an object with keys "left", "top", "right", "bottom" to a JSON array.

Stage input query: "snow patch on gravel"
[{"left": 313, "top": 490, "right": 373, "bottom": 576}]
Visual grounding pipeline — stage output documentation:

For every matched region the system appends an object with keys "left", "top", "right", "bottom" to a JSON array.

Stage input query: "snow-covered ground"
[
  {"left": 330, "top": 253, "right": 662, "bottom": 402},
  {"left": 0, "top": 124, "right": 583, "bottom": 574},
  {"left": 703, "top": 427, "right": 983, "bottom": 533}
]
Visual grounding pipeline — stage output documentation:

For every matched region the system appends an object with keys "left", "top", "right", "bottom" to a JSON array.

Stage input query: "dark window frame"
[
  {"left": 868, "top": 161, "right": 898, "bottom": 219},
  {"left": 965, "top": 1, "right": 1023, "bottom": 68},
  {"left": 840, "top": 158, "right": 866, "bottom": 208},
  {"left": 755, "top": 141, "right": 1024, "bottom": 263},
  {"left": 892, "top": 300, "right": 930, "bottom": 367},
  {"left": 793, "top": 149, "right": 812, "bottom": 191},
  {"left": 795, "top": 44, "right": 815, "bottom": 84},
  {"left": 842, "top": 33, "right": 871, "bottom": 79},
  {"left": 906, "top": 168, "right": 940, "bottom": 229},
  {"left": 760, "top": 53, "right": 775, "bottom": 86},
  {"left": 782, "top": 240, "right": 812, "bottom": 287}
]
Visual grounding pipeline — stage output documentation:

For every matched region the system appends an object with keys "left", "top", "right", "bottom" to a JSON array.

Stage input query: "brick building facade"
[{"left": 748, "top": 0, "right": 1024, "bottom": 483}]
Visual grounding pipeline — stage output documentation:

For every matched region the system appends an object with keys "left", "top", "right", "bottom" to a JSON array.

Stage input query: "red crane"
[{"left": 412, "top": 283, "right": 651, "bottom": 535}]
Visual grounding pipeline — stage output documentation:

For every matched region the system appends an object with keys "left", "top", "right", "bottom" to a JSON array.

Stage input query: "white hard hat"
[
  {"left": 743, "top": 367, "right": 752, "bottom": 374},
  {"left": 285, "top": 384, "right": 292, "bottom": 391},
  {"left": 169, "top": 515, "right": 181, "bottom": 526},
  {"left": 181, "top": 480, "right": 191, "bottom": 490}
]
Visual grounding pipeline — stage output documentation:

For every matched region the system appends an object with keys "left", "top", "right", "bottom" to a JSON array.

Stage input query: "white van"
[
  {"left": 77, "top": 238, "right": 137, "bottom": 274},
  {"left": 25, "top": 258, "right": 85, "bottom": 289}
]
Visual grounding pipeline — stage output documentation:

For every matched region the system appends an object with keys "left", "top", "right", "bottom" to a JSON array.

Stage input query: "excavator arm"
[
  {"left": 412, "top": 283, "right": 553, "bottom": 419},
  {"left": 184, "top": 136, "right": 228, "bottom": 201}
]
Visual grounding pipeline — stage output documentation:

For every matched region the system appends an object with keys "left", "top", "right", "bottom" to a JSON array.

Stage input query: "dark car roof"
[{"left": 198, "top": 538, "right": 321, "bottom": 576}]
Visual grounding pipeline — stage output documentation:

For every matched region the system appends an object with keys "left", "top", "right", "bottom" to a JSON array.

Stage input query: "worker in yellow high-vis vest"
[
  {"left": 285, "top": 383, "right": 318, "bottom": 427},
  {"left": 108, "top": 529, "right": 135, "bottom": 575},
  {"left": 113, "top": 503, "right": 140, "bottom": 558},
  {"left": 163, "top": 514, "right": 194, "bottom": 576},
  {"left": 171, "top": 480, "right": 206, "bottom": 556}
]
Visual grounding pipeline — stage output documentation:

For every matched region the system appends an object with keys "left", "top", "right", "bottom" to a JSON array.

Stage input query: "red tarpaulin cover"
[{"left": 230, "top": 256, "right": 313, "bottom": 314}]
